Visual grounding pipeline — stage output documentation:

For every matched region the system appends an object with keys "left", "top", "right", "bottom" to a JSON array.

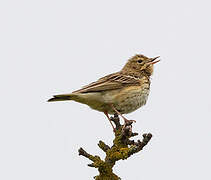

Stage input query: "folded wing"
[{"left": 73, "top": 72, "right": 141, "bottom": 93}]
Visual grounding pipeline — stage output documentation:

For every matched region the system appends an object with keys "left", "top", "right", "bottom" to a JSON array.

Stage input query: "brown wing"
[{"left": 72, "top": 72, "right": 141, "bottom": 93}]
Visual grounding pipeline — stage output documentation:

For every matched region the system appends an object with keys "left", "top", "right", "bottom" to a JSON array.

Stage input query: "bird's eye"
[{"left": 137, "top": 60, "right": 143, "bottom": 63}]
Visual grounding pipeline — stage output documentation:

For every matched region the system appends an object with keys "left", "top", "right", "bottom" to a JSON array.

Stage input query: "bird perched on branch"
[{"left": 48, "top": 54, "right": 160, "bottom": 131}]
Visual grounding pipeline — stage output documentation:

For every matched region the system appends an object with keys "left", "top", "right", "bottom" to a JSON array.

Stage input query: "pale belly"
[
  {"left": 79, "top": 86, "right": 150, "bottom": 115},
  {"left": 110, "top": 90, "right": 149, "bottom": 114},
  {"left": 106, "top": 87, "right": 149, "bottom": 114}
]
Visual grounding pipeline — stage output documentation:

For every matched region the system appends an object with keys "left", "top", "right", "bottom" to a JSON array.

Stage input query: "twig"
[
  {"left": 78, "top": 115, "right": 152, "bottom": 179},
  {"left": 98, "top": 141, "right": 110, "bottom": 152}
]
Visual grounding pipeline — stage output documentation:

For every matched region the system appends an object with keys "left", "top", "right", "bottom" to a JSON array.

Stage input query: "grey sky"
[{"left": 0, "top": 0, "right": 211, "bottom": 179}]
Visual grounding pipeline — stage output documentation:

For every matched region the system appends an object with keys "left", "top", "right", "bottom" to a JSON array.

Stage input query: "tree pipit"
[{"left": 48, "top": 54, "right": 160, "bottom": 131}]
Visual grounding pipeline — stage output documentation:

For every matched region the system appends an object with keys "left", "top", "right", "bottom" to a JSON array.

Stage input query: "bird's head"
[{"left": 122, "top": 54, "right": 160, "bottom": 77}]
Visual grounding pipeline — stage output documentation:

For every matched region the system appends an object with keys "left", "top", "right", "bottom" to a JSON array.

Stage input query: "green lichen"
[{"left": 78, "top": 116, "right": 152, "bottom": 179}]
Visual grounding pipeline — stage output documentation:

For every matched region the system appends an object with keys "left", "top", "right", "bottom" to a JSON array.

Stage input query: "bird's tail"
[{"left": 47, "top": 93, "right": 75, "bottom": 102}]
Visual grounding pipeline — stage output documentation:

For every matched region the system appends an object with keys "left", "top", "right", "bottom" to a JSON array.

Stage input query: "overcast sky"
[{"left": 1, "top": 0, "right": 211, "bottom": 179}]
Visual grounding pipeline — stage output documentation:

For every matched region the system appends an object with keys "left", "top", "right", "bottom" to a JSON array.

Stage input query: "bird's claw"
[
  {"left": 122, "top": 119, "right": 136, "bottom": 133},
  {"left": 125, "top": 119, "right": 136, "bottom": 125}
]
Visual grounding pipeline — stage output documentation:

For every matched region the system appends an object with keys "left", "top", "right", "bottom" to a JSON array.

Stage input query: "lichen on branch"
[{"left": 78, "top": 114, "right": 152, "bottom": 180}]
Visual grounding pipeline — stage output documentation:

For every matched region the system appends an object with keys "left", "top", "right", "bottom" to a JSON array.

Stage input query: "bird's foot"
[
  {"left": 125, "top": 119, "right": 136, "bottom": 125},
  {"left": 122, "top": 118, "right": 136, "bottom": 132}
]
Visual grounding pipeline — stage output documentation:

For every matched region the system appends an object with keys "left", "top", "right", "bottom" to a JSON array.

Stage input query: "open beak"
[{"left": 149, "top": 56, "right": 160, "bottom": 65}]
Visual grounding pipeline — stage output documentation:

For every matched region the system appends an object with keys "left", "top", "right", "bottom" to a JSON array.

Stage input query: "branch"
[
  {"left": 78, "top": 115, "right": 152, "bottom": 179},
  {"left": 78, "top": 148, "right": 104, "bottom": 168},
  {"left": 128, "top": 133, "right": 152, "bottom": 157},
  {"left": 98, "top": 141, "right": 110, "bottom": 152}
]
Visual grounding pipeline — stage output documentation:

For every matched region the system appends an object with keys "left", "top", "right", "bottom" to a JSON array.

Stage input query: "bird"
[{"left": 48, "top": 54, "right": 160, "bottom": 131}]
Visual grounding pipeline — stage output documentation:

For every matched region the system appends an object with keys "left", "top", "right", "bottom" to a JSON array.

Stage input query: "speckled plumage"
[{"left": 48, "top": 54, "right": 160, "bottom": 128}]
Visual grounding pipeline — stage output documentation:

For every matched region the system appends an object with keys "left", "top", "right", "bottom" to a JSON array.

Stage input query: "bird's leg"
[
  {"left": 110, "top": 104, "right": 136, "bottom": 129},
  {"left": 104, "top": 111, "right": 115, "bottom": 132}
]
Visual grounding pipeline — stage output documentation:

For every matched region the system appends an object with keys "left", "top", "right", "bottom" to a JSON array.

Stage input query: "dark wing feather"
[{"left": 72, "top": 72, "right": 140, "bottom": 93}]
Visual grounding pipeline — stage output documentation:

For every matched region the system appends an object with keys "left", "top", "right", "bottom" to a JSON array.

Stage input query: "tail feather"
[{"left": 47, "top": 94, "right": 73, "bottom": 102}]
